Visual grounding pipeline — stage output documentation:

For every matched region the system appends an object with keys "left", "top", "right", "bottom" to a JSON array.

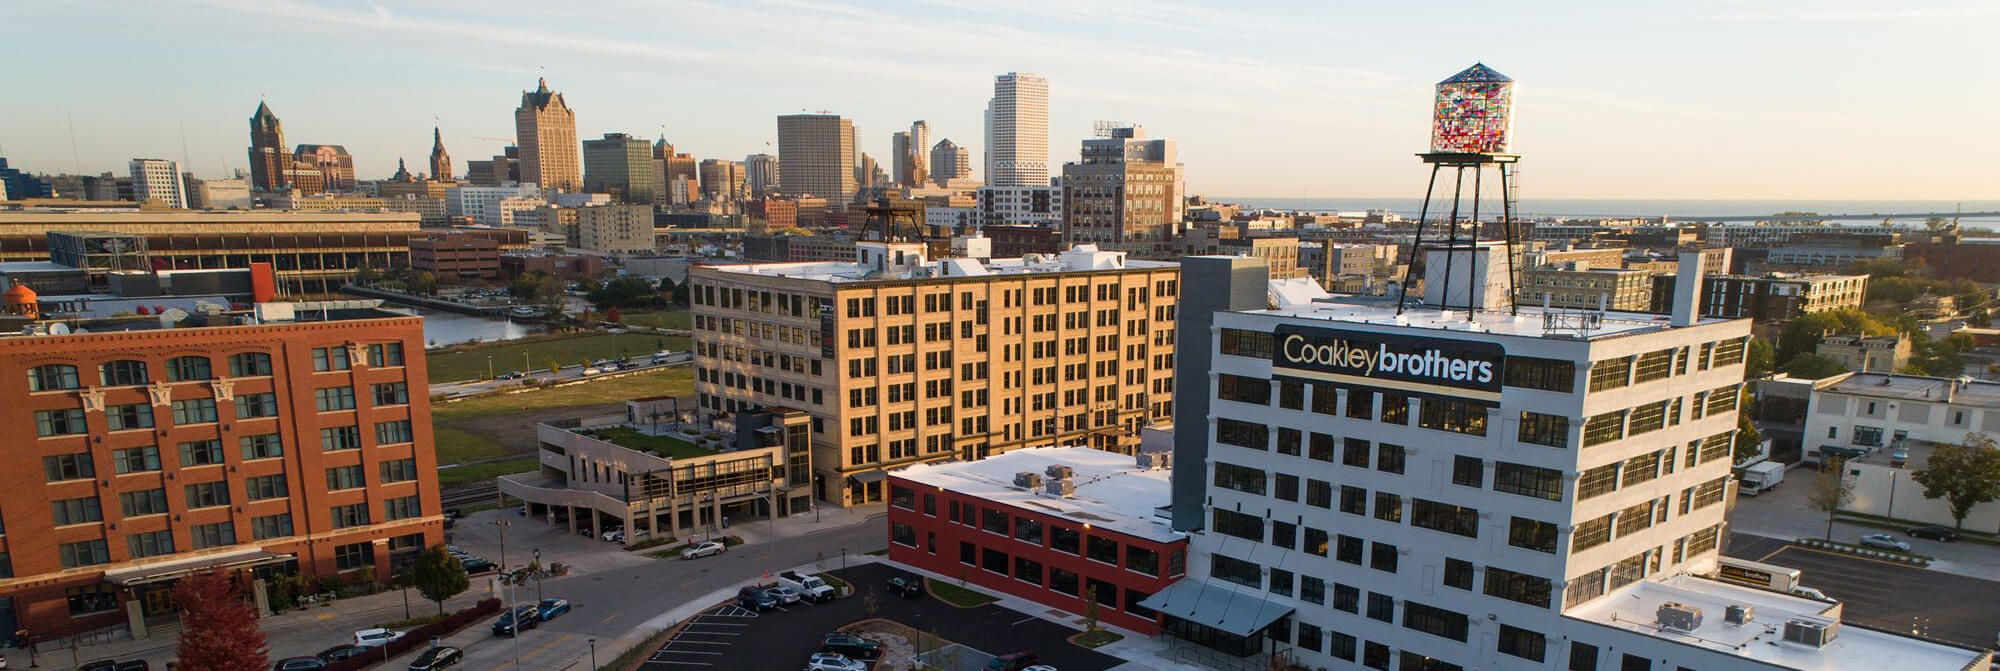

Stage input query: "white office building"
[
  {"left": 128, "top": 159, "right": 186, "bottom": 208},
  {"left": 976, "top": 184, "right": 1062, "bottom": 227},
  {"left": 1150, "top": 251, "right": 1986, "bottom": 671},
  {"left": 446, "top": 184, "right": 543, "bottom": 226},
  {"left": 986, "top": 72, "right": 1048, "bottom": 188}
]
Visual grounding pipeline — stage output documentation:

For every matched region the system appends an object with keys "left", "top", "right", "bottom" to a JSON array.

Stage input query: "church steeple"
[
  {"left": 390, "top": 158, "right": 414, "bottom": 182},
  {"left": 429, "top": 126, "right": 453, "bottom": 183}
]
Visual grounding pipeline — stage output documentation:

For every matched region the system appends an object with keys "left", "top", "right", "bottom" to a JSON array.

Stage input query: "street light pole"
[
  {"left": 589, "top": 638, "right": 598, "bottom": 670},
  {"left": 533, "top": 549, "right": 544, "bottom": 603},
  {"left": 1887, "top": 471, "right": 1899, "bottom": 520}
]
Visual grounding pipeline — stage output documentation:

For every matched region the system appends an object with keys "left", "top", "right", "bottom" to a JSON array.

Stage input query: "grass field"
[
  {"left": 437, "top": 456, "right": 540, "bottom": 487},
  {"left": 615, "top": 310, "right": 691, "bottom": 330},
  {"left": 584, "top": 425, "right": 707, "bottom": 458},
  {"left": 431, "top": 367, "right": 695, "bottom": 466},
  {"left": 924, "top": 579, "right": 1000, "bottom": 607},
  {"left": 426, "top": 332, "right": 689, "bottom": 382}
]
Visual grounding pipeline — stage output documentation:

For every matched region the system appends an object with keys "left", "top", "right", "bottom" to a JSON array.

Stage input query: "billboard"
[{"left": 1272, "top": 325, "right": 1505, "bottom": 404}]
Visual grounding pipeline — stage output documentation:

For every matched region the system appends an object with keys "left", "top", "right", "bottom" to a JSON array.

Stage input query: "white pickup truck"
[{"left": 778, "top": 570, "right": 836, "bottom": 602}]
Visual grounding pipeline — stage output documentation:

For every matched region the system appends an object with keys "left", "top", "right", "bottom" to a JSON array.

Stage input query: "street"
[
  {"left": 1725, "top": 465, "right": 2000, "bottom": 580},
  {"left": 1725, "top": 532, "right": 2000, "bottom": 650}
]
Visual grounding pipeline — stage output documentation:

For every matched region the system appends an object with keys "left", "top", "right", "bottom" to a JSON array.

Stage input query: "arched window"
[
  {"left": 99, "top": 360, "right": 149, "bottom": 386},
  {"left": 228, "top": 352, "right": 273, "bottom": 377},
  {"left": 27, "top": 364, "right": 79, "bottom": 391},
  {"left": 166, "top": 356, "right": 213, "bottom": 382}
]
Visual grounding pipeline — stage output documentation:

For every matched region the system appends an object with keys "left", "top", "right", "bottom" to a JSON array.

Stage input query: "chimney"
[{"left": 1671, "top": 250, "right": 1706, "bottom": 327}]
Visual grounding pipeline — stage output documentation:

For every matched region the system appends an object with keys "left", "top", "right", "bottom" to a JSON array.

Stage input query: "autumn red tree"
[{"left": 174, "top": 569, "right": 268, "bottom": 671}]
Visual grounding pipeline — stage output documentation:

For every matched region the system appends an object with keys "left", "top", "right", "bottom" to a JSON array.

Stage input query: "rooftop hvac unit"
[
  {"left": 1013, "top": 472, "right": 1043, "bottom": 490},
  {"left": 1656, "top": 603, "right": 1703, "bottom": 631},
  {"left": 1782, "top": 617, "right": 1839, "bottom": 648},
  {"left": 1045, "top": 478, "right": 1076, "bottom": 498},
  {"left": 1725, "top": 604, "right": 1754, "bottom": 625},
  {"left": 1046, "top": 465, "right": 1075, "bottom": 479},
  {"left": 1136, "top": 452, "right": 1169, "bottom": 469}
]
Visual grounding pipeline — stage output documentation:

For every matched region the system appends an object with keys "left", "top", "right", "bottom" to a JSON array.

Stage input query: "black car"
[
  {"left": 885, "top": 576, "right": 923, "bottom": 598},
  {"left": 1908, "top": 525, "right": 1960, "bottom": 541},
  {"left": 491, "top": 604, "right": 541, "bottom": 636},
  {"left": 985, "top": 651, "right": 1040, "bottom": 671},
  {"left": 79, "top": 662, "right": 118, "bottom": 671},
  {"left": 273, "top": 658, "right": 327, "bottom": 671},
  {"left": 317, "top": 645, "right": 370, "bottom": 662},
  {"left": 820, "top": 633, "right": 881, "bottom": 660},
  {"left": 115, "top": 662, "right": 150, "bottom": 671},
  {"left": 458, "top": 556, "right": 496, "bottom": 573},
  {"left": 737, "top": 586, "right": 778, "bottom": 612},
  {"left": 408, "top": 646, "right": 463, "bottom": 671}
]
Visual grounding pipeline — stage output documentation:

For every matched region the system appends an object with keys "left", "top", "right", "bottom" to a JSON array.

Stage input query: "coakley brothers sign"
[{"left": 1272, "top": 325, "right": 1505, "bottom": 401}]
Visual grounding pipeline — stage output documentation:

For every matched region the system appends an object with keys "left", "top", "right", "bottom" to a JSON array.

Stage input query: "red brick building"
[
  {"left": 885, "top": 447, "right": 1184, "bottom": 634},
  {"left": 0, "top": 303, "right": 442, "bottom": 640},
  {"left": 499, "top": 251, "right": 604, "bottom": 281},
  {"left": 411, "top": 233, "right": 501, "bottom": 280}
]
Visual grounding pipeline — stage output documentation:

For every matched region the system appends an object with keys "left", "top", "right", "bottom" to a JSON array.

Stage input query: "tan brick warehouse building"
[
  {"left": 691, "top": 242, "right": 1179, "bottom": 507},
  {"left": 0, "top": 309, "right": 442, "bottom": 639}
]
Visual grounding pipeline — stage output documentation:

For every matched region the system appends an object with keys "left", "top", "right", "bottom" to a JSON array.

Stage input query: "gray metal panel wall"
[{"left": 1170, "top": 255, "right": 1268, "bottom": 531}]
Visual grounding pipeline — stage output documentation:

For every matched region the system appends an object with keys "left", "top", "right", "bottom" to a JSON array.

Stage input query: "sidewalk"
[{"left": 725, "top": 503, "right": 886, "bottom": 546}]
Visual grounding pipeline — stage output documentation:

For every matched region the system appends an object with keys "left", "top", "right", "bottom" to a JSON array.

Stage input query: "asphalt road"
[
  {"left": 641, "top": 562, "right": 1124, "bottom": 671},
  {"left": 1725, "top": 532, "right": 2000, "bottom": 649}
]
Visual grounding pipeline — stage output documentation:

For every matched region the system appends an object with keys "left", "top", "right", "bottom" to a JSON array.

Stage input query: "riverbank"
[{"left": 425, "top": 331, "right": 688, "bottom": 383}]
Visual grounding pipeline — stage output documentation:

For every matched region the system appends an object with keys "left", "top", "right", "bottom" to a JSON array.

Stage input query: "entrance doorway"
[{"left": 138, "top": 585, "right": 177, "bottom": 617}]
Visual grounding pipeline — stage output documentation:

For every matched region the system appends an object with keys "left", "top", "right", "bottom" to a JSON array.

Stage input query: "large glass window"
[
  {"left": 1212, "top": 462, "right": 1266, "bottom": 495},
  {"left": 28, "top": 364, "right": 80, "bottom": 391},
  {"left": 1578, "top": 464, "right": 1621, "bottom": 500},
  {"left": 119, "top": 489, "right": 169, "bottom": 516},
  {"left": 1518, "top": 412, "right": 1570, "bottom": 448},
  {"left": 171, "top": 398, "right": 218, "bottom": 425},
  {"left": 112, "top": 446, "right": 162, "bottom": 474},
  {"left": 1587, "top": 356, "right": 1630, "bottom": 392},
  {"left": 375, "top": 420, "right": 414, "bottom": 444},
  {"left": 981, "top": 507, "right": 1009, "bottom": 535},
  {"left": 190, "top": 521, "right": 236, "bottom": 550},
  {"left": 106, "top": 403, "right": 154, "bottom": 431},
  {"left": 1215, "top": 418, "right": 1268, "bottom": 450},
  {"left": 185, "top": 482, "right": 230, "bottom": 508},
  {"left": 36, "top": 408, "right": 86, "bottom": 436},
  {"left": 43, "top": 452, "right": 94, "bottom": 481},
  {"left": 245, "top": 474, "right": 288, "bottom": 501},
  {"left": 1582, "top": 410, "right": 1625, "bottom": 446},
  {"left": 1210, "top": 554, "right": 1260, "bottom": 588},
  {"left": 1013, "top": 516, "right": 1042, "bottom": 545},
  {"left": 1126, "top": 545, "right": 1160, "bottom": 576},
  {"left": 1050, "top": 526, "right": 1080, "bottom": 554},
  {"left": 59, "top": 540, "right": 110, "bottom": 568},
  {"left": 127, "top": 530, "right": 175, "bottom": 559},
  {"left": 52, "top": 497, "right": 103, "bottom": 525},
  {"left": 1418, "top": 398, "right": 1487, "bottom": 436},
  {"left": 1504, "top": 356, "right": 1575, "bottom": 392},
  {"left": 1498, "top": 625, "right": 1548, "bottom": 662},
  {"left": 228, "top": 352, "right": 273, "bottom": 377},
  {"left": 1401, "top": 601, "right": 1469, "bottom": 642},
  {"left": 1484, "top": 566, "right": 1554, "bottom": 608},
  {"left": 320, "top": 426, "right": 361, "bottom": 451},
  {"left": 241, "top": 433, "right": 284, "bottom": 459},
  {"left": 1494, "top": 461, "right": 1563, "bottom": 501},
  {"left": 330, "top": 503, "right": 370, "bottom": 529},
  {"left": 315, "top": 386, "right": 356, "bottom": 411},
  {"left": 235, "top": 392, "right": 280, "bottom": 419},
  {"left": 251, "top": 513, "right": 294, "bottom": 540},
  {"left": 99, "top": 360, "right": 149, "bottom": 386},
  {"left": 1212, "top": 509, "right": 1264, "bottom": 542},
  {"left": 1509, "top": 517, "right": 1559, "bottom": 553},
  {"left": 1216, "top": 374, "right": 1270, "bottom": 405},
  {"left": 166, "top": 356, "right": 213, "bottom": 382},
  {"left": 178, "top": 440, "right": 225, "bottom": 467},
  {"left": 1411, "top": 499, "right": 1479, "bottom": 538},
  {"left": 326, "top": 465, "right": 366, "bottom": 490},
  {"left": 1087, "top": 536, "right": 1118, "bottom": 564},
  {"left": 384, "top": 495, "right": 421, "bottom": 521}
]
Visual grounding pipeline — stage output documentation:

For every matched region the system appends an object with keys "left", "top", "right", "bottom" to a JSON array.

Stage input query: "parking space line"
[
  {"left": 657, "top": 650, "right": 722, "bottom": 656},
  {"left": 665, "top": 640, "right": 730, "bottom": 645},
  {"left": 597, "top": 610, "right": 625, "bottom": 623},
  {"left": 646, "top": 661, "right": 713, "bottom": 667},
  {"left": 1010, "top": 616, "right": 1037, "bottom": 626}
]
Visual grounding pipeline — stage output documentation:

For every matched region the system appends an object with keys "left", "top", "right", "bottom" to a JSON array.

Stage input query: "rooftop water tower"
[{"left": 1398, "top": 63, "right": 1524, "bottom": 317}]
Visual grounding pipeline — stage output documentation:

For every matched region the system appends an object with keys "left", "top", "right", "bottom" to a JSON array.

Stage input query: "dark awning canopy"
[
  {"left": 847, "top": 469, "right": 887, "bottom": 485},
  {"left": 103, "top": 550, "right": 291, "bottom": 586},
  {"left": 1139, "top": 579, "right": 1294, "bottom": 638}
]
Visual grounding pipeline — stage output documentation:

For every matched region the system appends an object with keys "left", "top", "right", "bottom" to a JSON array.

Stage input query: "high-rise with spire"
[
  {"left": 429, "top": 127, "right": 453, "bottom": 182},
  {"left": 514, "top": 77, "right": 580, "bottom": 192},
  {"left": 247, "top": 101, "right": 287, "bottom": 191}
]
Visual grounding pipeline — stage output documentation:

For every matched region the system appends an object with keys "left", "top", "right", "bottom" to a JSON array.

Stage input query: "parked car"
[
  {"left": 804, "top": 653, "right": 868, "bottom": 671},
  {"left": 492, "top": 604, "right": 542, "bottom": 636},
  {"left": 318, "top": 645, "right": 369, "bottom": 662},
  {"left": 408, "top": 646, "right": 463, "bottom": 671},
  {"left": 537, "top": 598, "right": 572, "bottom": 621},
  {"left": 768, "top": 585, "right": 804, "bottom": 605},
  {"left": 458, "top": 556, "right": 496, "bottom": 573},
  {"left": 353, "top": 628, "right": 405, "bottom": 648},
  {"left": 885, "top": 576, "right": 923, "bottom": 598},
  {"left": 1908, "top": 526, "right": 1960, "bottom": 542},
  {"left": 681, "top": 540, "right": 727, "bottom": 560},
  {"left": 1859, "top": 533, "right": 1912, "bottom": 552},
  {"left": 114, "top": 662, "right": 149, "bottom": 671},
  {"left": 738, "top": 586, "right": 779, "bottom": 611},
  {"left": 986, "top": 652, "right": 1042, "bottom": 671},
  {"left": 1021, "top": 666, "right": 1058, "bottom": 671},
  {"left": 78, "top": 661, "right": 120, "bottom": 671},
  {"left": 273, "top": 658, "right": 327, "bottom": 671},
  {"left": 819, "top": 633, "right": 881, "bottom": 660},
  {"left": 601, "top": 527, "right": 625, "bottom": 542},
  {"left": 581, "top": 367, "right": 603, "bottom": 376}
]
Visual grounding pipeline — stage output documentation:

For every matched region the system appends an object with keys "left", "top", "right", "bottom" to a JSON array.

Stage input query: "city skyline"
[{"left": 1, "top": 0, "right": 1997, "bottom": 200}]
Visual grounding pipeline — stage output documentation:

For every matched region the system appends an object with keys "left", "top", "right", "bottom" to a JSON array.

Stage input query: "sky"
[{"left": 2, "top": 0, "right": 1997, "bottom": 201}]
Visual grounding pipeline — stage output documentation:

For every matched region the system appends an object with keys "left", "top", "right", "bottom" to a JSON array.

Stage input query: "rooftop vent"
[
  {"left": 1725, "top": 604, "right": 1753, "bottom": 625},
  {"left": 1782, "top": 616, "right": 1840, "bottom": 648},
  {"left": 1044, "top": 478, "right": 1076, "bottom": 498},
  {"left": 1013, "top": 471, "right": 1043, "bottom": 490},
  {"left": 1045, "top": 465, "right": 1075, "bottom": 480},
  {"left": 1136, "top": 452, "right": 1171, "bottom": 470},
  {"left": 1656, "top": 603, "right": 1703, "bottom": 632}
]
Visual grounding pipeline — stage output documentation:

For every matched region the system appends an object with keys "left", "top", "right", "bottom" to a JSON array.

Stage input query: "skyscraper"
[
  {"left": 292, "top": 144, "right": 357, "bottom": 192},
  {"left": 930, "top": 139, "right": 971, "bottom": 182},
  {"left": 776, "top": 114, "right": 856, "bottom": 207},
  {"left": 582, "top": 132, "right": 659, "bottom": 204},
  {"left": 514, "top": 78, "right": 580, "bottom": 192},
  {"left": 247, "top": 102, "right": 287, "bottom": 191},
  {"left": 128, "top": 159, "right": 186, "bottom": 208},
  {"left": 986, "top": 72, "right": 1048, "bottom": 187},
  {"left": 698, "top": 159, "right": 746, "bottom": 202},
  {"left": 744, "top": 154, "right": 780, "bottom": 199},
  {"left": 891, "top": 120, "right": 929, "bottom": 186},
  {"left": 429, "top": 127, "right": 453, "bottom": 182}
]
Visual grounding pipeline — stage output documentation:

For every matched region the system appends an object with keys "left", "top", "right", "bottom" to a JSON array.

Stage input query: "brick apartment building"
[{"left": 411, "top": 233, "right": 501, "bottom": 280}]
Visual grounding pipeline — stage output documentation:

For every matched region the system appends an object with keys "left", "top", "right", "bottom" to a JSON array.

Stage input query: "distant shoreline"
[{"left": 1213, "top": 197, "right": 2000, "bottom": 226}]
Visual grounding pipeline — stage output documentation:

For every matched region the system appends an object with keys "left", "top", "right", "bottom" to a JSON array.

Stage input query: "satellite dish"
[
  {"left": 49, "top": 323, "right": 71, "bottom": 335},
  {"left": 161, "top": 308, "right": 190, "bottom": 324}
]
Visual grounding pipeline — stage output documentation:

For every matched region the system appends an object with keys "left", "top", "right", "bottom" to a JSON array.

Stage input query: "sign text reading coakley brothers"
[{"left": 1272, "top": 325, "right": 1504, "bottom": 394}]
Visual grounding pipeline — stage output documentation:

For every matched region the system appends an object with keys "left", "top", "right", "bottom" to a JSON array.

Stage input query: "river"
[{"left": 381, "top": 305, "right": 547, "bottom": 348}]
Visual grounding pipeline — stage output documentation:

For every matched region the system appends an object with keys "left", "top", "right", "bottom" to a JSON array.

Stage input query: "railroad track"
[{"left": 440, "top": 483, "right": 499, "bottom": 509}]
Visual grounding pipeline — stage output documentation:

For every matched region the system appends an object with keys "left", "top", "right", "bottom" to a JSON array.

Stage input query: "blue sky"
[{"left": 2, "top": 0, "right": 1995, "bottom": 199}]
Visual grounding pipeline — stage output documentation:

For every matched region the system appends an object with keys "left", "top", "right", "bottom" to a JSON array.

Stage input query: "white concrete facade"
[
  {"left": 1798, "top": 372, "right": 2000, "bottom": 465},
  {"left": 986, "top": 72, "right": 1049, "bottom": 188},
  {"left": 976, "top": 185, "right": 1062, "bottom": 227},
  {"left": 128, "top": 159, "right": 186, "bottom": 209}
]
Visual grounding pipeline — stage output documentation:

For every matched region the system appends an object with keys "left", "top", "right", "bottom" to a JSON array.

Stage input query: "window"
[
  {"left": 59, "top": 539, "right": 111, "bottom": 568},
  {"left": 244, "top": 474, "right": 288, "bottom": 501},
  {"left": 52, "top": 497, "right": 103, "bottom": 525},
  {"left": 1014, "top": 516, "right": 1043, "bottom": 545},
  {"left": 99, "top": 360, "right": 149, "bottom": 386},
  {"left": 1499, "top": 625, "right": 1548, "bottom": 662},
  {"left": 1518, "top": 412, "right": 1570, "bottom": 448},
  {"left": 1582, "top": 410, "right": 1625, "bottom": 446},
  {"left": 891, "top": 523, "right": 917, "bottom": 547},
  {"left": 1087, "top": 536, "right": 1119, "bottom": 564},
  {"left": 1573, "top": 514, "right": 1613, "bottom": 553},
  {"left": 1628, "top": 401, "right": 1667, "bottom": 435},
  {"left": 1330, "top": 632, "right": 1357, "bottom": 662},
  {"left": 1444, "top": 558, "right": 1474, "bottom": 590},
  {"left": 376, "top": 420, "right": 414, "bottom": 444},
  {"left": 178, "top": 440, "right": 225, "bottom": 467},
  {"left": 1049, "top": 567, "right": 1079, "bottom": 596},
  {"left": 43, "top": 452, "right": 94, "bottom": 481},
  {"left": 1569, "top": 642, "right": 1600, "bottom": 671},
  {"left": 982, "top": 547, "right": 1008, "bottom": 574},
  {"left": 1051, "top": 526, "right": 1080, "bottom": 554},
  {"left": 112, "top": 446, "right": 162, "bottom": 474},
  {"left": 333, "top": 541, "right": 371, "bottom": 570},
  {"left": 1509, "top": 517, "right": 1559, "bottom": 553},
  {"left": 1212, "top": 509, "right": 1264, "bottom": 542},
  {"left": 1332, "top": 583, "right": 1358, "bottom": 612},
  {"left": 228, "top": 352, "right": 273, "bottom": 377},
  {"left": 127, "top": 530, "right": 175, "bottom": 559},
  {"left": 1216, "top": 374, "right": 1270, "bottom": 405},
  {"left": 1402, "top": 601, "right": 1469, "bottom": 642},
  {"left": 1309, "top": 432, "right": 1335, "bottom": 461},
  {"left": 1342, "top": 438, "right": 1371, "bottom": 468},
  {"left": 1307, "top": 479, "right": 1333, "bottom": 508},
  {"left": 1484, "top": 566, "right": 1554, "bottom": 608},
  {"left": 28, "top": 363, "right": 80, "bottom": 391},
  {"left": 1587, "top": 356, "right": 1630, "bottom": 391},
  {"left": 1212, "top": 462, "right": 1267, "bottom": 495},
  {"left": 1219, "top": 329, "right": 1272, "bottom": 358},
  {"left": 1452, "top": 456, "right": 1483, "bottom": 487},
  {"left": 1336, "top": 534, "right": 1363, "bottom": 564},
  {"left": 1505, "top": 356, "right": 1575, "bottom": 392},
  {"left": 315, "top": 386, "right": 356, "bottom": 411},
  {"left": 185, "top": 481, "right": 231, "bottom": 508},
  {"left": 1374, "top": 492, "right": 1402, "bottom": 523},
  {"left": 1277, "top": 428, "right": 1301, "bottom": 456},
  {"left": 1210, "top": 554, "right": 1261, "bottom": 588},
  {"left": 172, "top": 398, "right": 218, "bottom": 424},
  {"left": 36, "top": 408, "right": 86, "bottom": 436},
  {"left": 1347, "top": 390, "right": 1375, "bottom": 419},
  {"left": 190, "top": 521, "right": 236, "bottom": 550},
  {"left": 981, "top": 507, "right": 1009, "bottom": 535},
  {"left": 1215, "top": 418, "right": 1268, "bottom": 450},
  {"left": 368, "top": 342, "right": 405, "bottom": 367},
  {"left": 240, "top": 433, "right": 283, "bottom": 460},
  {"left": 1633, "top": 349, "right": 1674, "bottom": 383},
  {"left": 313, "top": 347, "right": 351, "bottom": 371},
  {"left": 1304, "top": 527, "right": 1329, "bottom": 557},
  {"left": 1578, "top": 463, "right": 1621, "bottom": 500},
  {"left": 1621, "top": 654, "right": 1651, "bottom": 671},
  {"left": 1274, "top": 473, "right": 1299, "bottom": 501},
  {"left": 167, "top": 355, "right": 213, "bottom": 381},
  {"left": 1370, "top": 542, "right": 1399, "bottom": 572},
  {"left": 1366, "top": 593, "right": 1394, "bottom": 621},
  {"left": 119, "top": 489, "right": 169, "bottom": 516},
  {"left": 106, "top": 403, "right": 154, "bottom": 430},
  {"left": 326, "top": 465, "right": 366, "bottom": 490},
  {"left": 1271, "top": 520, "right": 1297, "bottom": 550},
  {"left": 1014, "top": 556, "right": 1044, "bottom": 585},
  {"left": 1380, "top": 393, "right": 1410, "bottom": 424},
  {"left": 372, "top": 382, "right": 409, "bottom": 406},
  {"left": 384, "top": 495, "right": 421, "bottom": 521},
  {"left": 330, "top": 503, "right": 370, "bottom": 529},
  {"left": 1339, "top": 485, "right": 1367, "bottom": 515},
  {"left": 1377, "top": 443, "right": 1406, "bottom": 474},
  {"left": 1411, "top": 499, "right": 1479, "bottom": 538},
  {"left": 251, "top": 513, "right": 294, "bottom": 540},
  {"left": 235, "top": 392, "right": 280, "bottom": 419},
  {"left": 1419, "top": 398, "right": 1487, "bottom": 436},
  {"left": 321, "top": 426, "right": 361, "bottom": 451},
  {"left": 1126, "top": 545, "right": 1160, "bottom": 576}
]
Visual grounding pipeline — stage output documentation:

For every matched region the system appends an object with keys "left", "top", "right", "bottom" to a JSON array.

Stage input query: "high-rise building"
[
  {"left": 688, "top": 242, "right": 1178, "bottom": 507},
  {"left": 856, "top": 153, "right": 880, "bottom": 192},
  {"left": 698, "top": 159, "right": 746, "bottom": 202},
  {"left": 1060, "top": 125, "right": 1183, "bottom": 257},
  {"left": 292, "top": 145, "right": 357, "bottom": 192},
  {"left": 777, "top": 114, "right": 857, "bottom": 208},
  {"left": 429, "top": 127, "right": 453, "bottom": 182},
  {"left": 892, "top": 121, "right": 930, "bottom": 187},
  {"left": 581, "top": 132, "right": 660, "bottom": 204},
  {"left": 247, "top": 102, "right": 288, "bottom": 192},
  {"left": 930, "top": 139, "right": 971, "bottom": 182},
  {"left": 744, "top": 154, "right": 780, "bottom": 199},
  {"left": 128, "top": 159, "right": 187, "bottom": 208},
  {"left": 986, "top": 72, "right": 1049, "bottom": 187},
  {"left": 514, "top": 78, "right": 580, "bottom": 192},
  {"left": 0, "top": 157, "right": 54, "bottom": 199},
  {"left": 576, "top": 203, "right": 655, "bottom": 255}
]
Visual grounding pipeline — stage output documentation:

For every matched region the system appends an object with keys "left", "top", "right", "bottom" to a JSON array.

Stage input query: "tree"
[
  {"left": 410, "top": 546, "right": 470, "bottom": 615},
  {"left": 1909, "top": 433, "right": 2000, "bottom": 530},
  {"left": 353, "top": 265, "right": 379, "bottom": 286},
  {"left": 1774, "top": 309, "right": 1893, "bottom": 368},
  {"left": 1805, "top": 458, "right": 1855, "bottom": 541},
  {"left": 1782, "top": 353, "right": 1851, "bottom": 379},
  {"left": 175, "top": 569, "right": 268, "bottom": 671},
  {"left": 1080, "top": 584, "right": 1101, "bottom": 632},
  {"left": 1733, "top": 388, "right": 1764, "bottom": 464},
  {"left": 1746, "top": 338, "right": 1775, "bottom": 378},
  {"left": 587, "top": 277, "right": 667, "bottom": 310},
  {"left": 407, "top": 271, "right": 439, "bottom": 296}
]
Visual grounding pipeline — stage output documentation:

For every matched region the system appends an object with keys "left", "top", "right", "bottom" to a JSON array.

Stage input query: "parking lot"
[
  {"left": 1726, "top": 531, "right": 2000, "bottom": 649},
  {"left": 640, "top": 563, "right": 1122, "bottom": 671}
]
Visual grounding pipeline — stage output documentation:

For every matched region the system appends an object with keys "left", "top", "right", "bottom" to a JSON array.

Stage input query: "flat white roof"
[
  {"left": 1566, "top": 574, "right": 1986, "bottom": 671},
  {"left": 1246, "top": 301, "right": 1736, "bottom": 341},
  {"left": 1817, "top": 372, "right": 2000, "bottom": 409},
  {"left": 709, "top": 254, "right": 1176, "bottom": 283},
  {"left": 889, "top": 446, "right": 1181, "bottom": 544}
]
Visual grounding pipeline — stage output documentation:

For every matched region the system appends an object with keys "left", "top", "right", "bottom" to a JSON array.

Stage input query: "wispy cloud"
[{"left": 1705, "top": 0, "right": 2000, "bottom": 22}]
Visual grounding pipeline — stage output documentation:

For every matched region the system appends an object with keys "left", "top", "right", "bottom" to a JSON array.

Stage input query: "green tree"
[
  {"left": 1081, "top": 584, "right": 1101, "bottom": 632},
  {"left": 410, "top": 546, "right": 470, "bottom": 615},
  {"left": 1746, "top": 338, "right": 1776, "bottom": 378},
  {"left": 407, "top": 271, "right": 439, "bottom": 296},
  {"left": 1782, "top": 353, "right": 1851, "bottom": 379},
  {"left": 1805, "top": 459, "right": 1855, "bottom": 541},
  {"left": 1775, "top": 309, "right": 1892, "bottom": 367},
  {"left": 508, "top": 271, "right": 549, "bottom": 300},
  {"left": 588, "top": 277, "right": 667, "bottom": 310},
  {"left": 1734, "top": 388, "right": 1764, "bottom": 464},
  {"left": 547, "top": 357, "right": 561, "bottom": 374},
  {"left": 1909, "top": 433, "right": 2000, "bottom": 531}
]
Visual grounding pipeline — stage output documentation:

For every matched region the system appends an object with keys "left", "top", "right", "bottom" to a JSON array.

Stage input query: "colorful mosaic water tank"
[{"left": 1430, "top": 63, "right": 1514, "bottom": 155}]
